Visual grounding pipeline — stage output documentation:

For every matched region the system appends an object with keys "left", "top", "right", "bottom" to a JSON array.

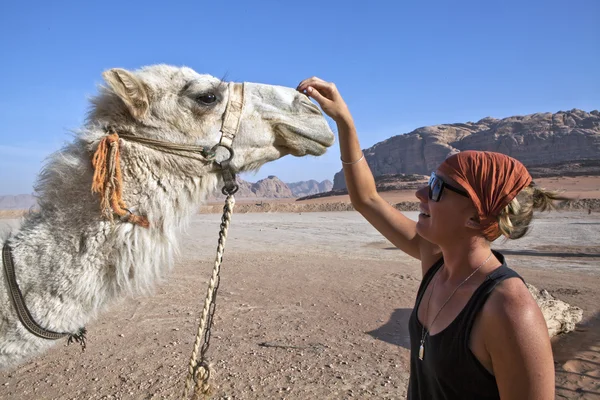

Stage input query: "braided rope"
[{"left": 183, "top": 194, "right": 235, "bottom": 400}]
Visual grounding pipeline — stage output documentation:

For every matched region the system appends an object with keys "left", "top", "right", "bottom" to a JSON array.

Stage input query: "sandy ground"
[{"left": 0, "top": 210, "right": 599, "bottom": 399}]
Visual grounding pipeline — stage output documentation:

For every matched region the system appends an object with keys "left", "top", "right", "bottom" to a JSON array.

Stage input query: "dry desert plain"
[{"left": 0, "top": 176, "right": 599, "bottom": 399}]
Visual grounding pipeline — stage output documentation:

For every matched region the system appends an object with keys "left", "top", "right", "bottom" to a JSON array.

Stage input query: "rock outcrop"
[
  {"left": 527, "top": 284, "right": 584, "bottom": 337},
  {"left": 334, "top": 109, "right": 600, "bottom": 190}
]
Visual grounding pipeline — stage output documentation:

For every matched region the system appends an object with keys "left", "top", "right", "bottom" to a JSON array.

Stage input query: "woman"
[{"left": 297, "top": 77, "right": 557, "bottom": 399}]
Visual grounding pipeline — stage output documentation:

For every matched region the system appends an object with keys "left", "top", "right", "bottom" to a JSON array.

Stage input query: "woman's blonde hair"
[{"left": 497, "top": 184, "right": 570, "bottom": 239}]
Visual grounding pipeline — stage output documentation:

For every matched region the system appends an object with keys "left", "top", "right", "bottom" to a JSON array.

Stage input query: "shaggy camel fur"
[{"left": 0, "top": 65, "right": 334, "bottom": 368}]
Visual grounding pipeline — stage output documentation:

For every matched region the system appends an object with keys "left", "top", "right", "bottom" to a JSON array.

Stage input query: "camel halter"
[
  {"left": 91, "top": 82, "right": 244, "bottom": 227},
  {"left": 92, "top": 82, "right": 245, "bottom": 399}
]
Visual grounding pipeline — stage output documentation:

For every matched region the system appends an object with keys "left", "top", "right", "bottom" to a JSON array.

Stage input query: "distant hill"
[
  {"left": 287, "top": 179, "right": 333, "bottom": 197},
  {"left": 208, "top": 176, "right": 332, "bottom": 200},
  {"left": 236, "top": 175, "right": 294, "bottom": 198},
  {"left": 0, "top": 177, "right": 335, "bottom": 210},
  {"left": 333, "top": 109, "right": 600, "bottom": 190},
  {"left": 298, "top": 174, "right": 428, "bottom": 201}
]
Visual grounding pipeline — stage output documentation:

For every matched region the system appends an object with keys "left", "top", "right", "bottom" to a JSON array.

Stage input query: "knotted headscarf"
[{"left": 438, "top": 151, "right": 532, "bottom": 241}]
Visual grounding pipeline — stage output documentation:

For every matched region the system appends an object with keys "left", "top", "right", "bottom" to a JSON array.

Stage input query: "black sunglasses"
[{"left": 428, "top": 172, "right": 469, "bottom": 202}]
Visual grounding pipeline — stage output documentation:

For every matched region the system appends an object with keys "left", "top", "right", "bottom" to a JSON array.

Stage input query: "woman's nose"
[{"left": 415, "top": 186, "right": 428, "bottom": 202}]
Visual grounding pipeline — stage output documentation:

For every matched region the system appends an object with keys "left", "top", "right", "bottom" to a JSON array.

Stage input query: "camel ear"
[{"left": 102, "top": 68, "right": 149, "bottom": 120}]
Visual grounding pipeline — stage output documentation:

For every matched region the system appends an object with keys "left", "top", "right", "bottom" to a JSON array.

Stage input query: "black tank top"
[{"left": 407, "top": 250, "right": 524, "bottom": 400}]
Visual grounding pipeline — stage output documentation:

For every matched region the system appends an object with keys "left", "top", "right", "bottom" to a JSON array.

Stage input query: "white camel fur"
[{"left": 0, "top": 65, "right": 334, "bottom": 369}]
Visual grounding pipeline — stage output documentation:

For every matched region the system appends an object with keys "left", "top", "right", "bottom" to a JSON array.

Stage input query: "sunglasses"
[{"left": 428, "top": 172, "right": 469, "bottom": 202}]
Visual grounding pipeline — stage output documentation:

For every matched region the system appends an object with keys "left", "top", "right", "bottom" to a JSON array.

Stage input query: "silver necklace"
[{"left": 419, "top": 252, "right": 493, "bottom": 361}]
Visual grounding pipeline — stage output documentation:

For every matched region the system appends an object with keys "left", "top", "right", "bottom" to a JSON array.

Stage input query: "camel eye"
[{"left": 195, "top": 93, "right": 217, "bottom": 105}]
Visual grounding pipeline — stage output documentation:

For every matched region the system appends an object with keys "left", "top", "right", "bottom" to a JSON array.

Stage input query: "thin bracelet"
[{"left": 341, "top": 152, "right": 365, "bottom": 165}]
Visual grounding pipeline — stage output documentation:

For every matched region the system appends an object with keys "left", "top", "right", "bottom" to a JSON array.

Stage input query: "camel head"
[{"left": 90, "top": 65, "right": 335, "bottom": 177}]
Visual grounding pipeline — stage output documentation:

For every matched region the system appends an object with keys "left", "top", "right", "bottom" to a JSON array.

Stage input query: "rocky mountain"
[
  {"left": 209, "top": 176, "right": 334, "bottom": 200},
  {"left": 287, "top": 179, "right": 333, "bottom": 197},
  {"left": 333, "top": 109, "right": 600, "bottom": 190},
  {"left": 209, "top": 175, "right": 293, "bottom": 200}
]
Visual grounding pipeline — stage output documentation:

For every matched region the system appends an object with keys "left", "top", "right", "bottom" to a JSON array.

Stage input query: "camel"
[{"left": 0, "top": 65, "right": 334, "bottom": 369}]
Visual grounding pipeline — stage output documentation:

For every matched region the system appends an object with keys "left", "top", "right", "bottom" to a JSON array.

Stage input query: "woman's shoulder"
[
  {"left": 476, "top": 268, "right": 555, "bottom": 398},
  {"left": 479, "top": 275, "right": 545, "bottom": 338}
]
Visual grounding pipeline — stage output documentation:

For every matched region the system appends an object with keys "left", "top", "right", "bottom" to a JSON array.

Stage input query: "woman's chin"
[
  {"left": 416, "top": 220, "right": 440, "bottom": 245},
  {"left": 415, "top": 220, "right": 428, "bottom": 238}
]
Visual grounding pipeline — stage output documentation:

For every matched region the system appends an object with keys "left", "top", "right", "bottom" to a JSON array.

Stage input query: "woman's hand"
[{"left": 297, "top": 77, "right": 352, "bottom": 124}]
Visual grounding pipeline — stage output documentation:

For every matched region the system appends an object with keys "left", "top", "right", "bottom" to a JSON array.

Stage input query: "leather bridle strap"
[
  {"left": 219, "top": 82, "right": 245, "bottom": 149},
  {"left": 215, "top": 82, "right": 244, "bottom": 195},
  {"left": 2, "top": 242, "right": 86, "bottom": 348}
]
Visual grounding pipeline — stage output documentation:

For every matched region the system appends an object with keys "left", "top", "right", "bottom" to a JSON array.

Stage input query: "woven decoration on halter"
[{"left": 91, "top": 133, "right": 150, "bottom": 228}]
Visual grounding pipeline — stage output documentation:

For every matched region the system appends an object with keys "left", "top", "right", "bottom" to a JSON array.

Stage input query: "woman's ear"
[{"left": 465, "top": 216, "right": 482, "bottom": 230}]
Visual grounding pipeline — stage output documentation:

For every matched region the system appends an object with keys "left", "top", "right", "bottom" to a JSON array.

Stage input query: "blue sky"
[{"left": 0, "top": 0, "right": 598, "bottom": 195}]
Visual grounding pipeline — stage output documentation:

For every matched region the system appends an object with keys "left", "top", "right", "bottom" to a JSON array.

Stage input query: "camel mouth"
[
  {"left": 274, "top": 122, "right": 334, "bottom": 156},
  {"left": 275, "top": 142, "right": 327, "bottom": 157}
]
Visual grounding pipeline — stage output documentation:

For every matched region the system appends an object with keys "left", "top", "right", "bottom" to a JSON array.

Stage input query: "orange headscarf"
[{"left": 438, "top": 151, "right": 532, "bottom": 241}]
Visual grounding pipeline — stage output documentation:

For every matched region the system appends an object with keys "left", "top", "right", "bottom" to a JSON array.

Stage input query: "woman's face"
[{"left": 415, "top": 170, "right": 478, "bottom": 245}]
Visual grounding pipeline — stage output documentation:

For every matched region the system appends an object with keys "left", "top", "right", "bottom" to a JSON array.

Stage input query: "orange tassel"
[{"left": 91, "top": 133, "right": 150, "bottom": 228}]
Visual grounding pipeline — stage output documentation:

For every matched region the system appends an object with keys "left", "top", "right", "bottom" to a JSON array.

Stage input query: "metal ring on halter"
[
  {"left": 222, "top": 182, "right": 239, "bottom": 196},
  {"left": 221, "top": 185, "right": 238, "bottom": 196},
  {"left": 211, "top": 144, "right": 239, "bottom": 195},
  {"left": 210, "top": 144, "right": 235, "bottom": 167}
]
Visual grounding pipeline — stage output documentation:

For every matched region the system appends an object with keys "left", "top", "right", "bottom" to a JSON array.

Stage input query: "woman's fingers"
[
  {"left": 297, "top": 77, "right": 336, "bottom": 98},
  {"left": 305, "top": 86, "right": 328, "bottom": 105},
  {"left": 297, "top": 76, "right": 326, "bottom": 91},
  {"left": 297, "top": 76, "right": 350, "bottom": 122}
]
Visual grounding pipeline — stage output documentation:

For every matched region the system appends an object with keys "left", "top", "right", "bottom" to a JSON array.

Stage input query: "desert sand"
[{"left": 0, "top": 207, "right": 599, "bottom": 399}]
